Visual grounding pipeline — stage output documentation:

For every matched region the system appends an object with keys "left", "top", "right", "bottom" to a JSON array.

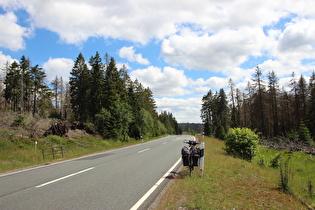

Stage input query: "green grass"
[
  {"left": 156, "top": 136, "right": 314, "bottom": 209},
  {"left": 0, "top": 134, "right": 162, "bottom": 173},
  {"left": 254, "top": 146, "right": 315, "bottom": 205}
]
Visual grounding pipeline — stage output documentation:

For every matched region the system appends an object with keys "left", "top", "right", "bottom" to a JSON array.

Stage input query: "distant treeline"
[
  {"left": 0, "top": 53, "right": 180, "bottom": 140},
  {"left": 178, "top": 123, "right": 203, "bottom": 135},
  {"left": 201, "top": 66, "right": 315, "bottom": 142}
]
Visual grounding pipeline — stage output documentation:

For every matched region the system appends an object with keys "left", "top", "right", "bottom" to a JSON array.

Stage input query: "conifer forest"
[
  {"left": 201, "top": 66, "right": 315, "bottom": 143},
  {"left": 0, "top": 53, "right": 180, "bottom": 140}
]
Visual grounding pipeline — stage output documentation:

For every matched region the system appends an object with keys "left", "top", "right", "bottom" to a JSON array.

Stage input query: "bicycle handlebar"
[{"left": 183, "top": 140, "right": 200, "bottom": 145}]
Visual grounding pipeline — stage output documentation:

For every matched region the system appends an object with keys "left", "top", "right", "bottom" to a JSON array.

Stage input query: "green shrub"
[
  {"left": 13, "top": 116, "right": 25, "bottom": 128},
  {"left": 224, "top": 127, "right": 259, "bottom": 161},
  {"left": 215, "top": 125, "right": 226, "bottom": 140},
  {"left": 270, "top": 153, "right": 281, "bottom": 168},
  {"left": 298, "top": 121, "right": 312, "bottom": 143},
  {"left": 286, "top": 130, "right": 299, "bottom": 141},
  {"left": 44, "top": 135, "right": 63, "bottom": 145},
  {"left": 257, "top": 155, "right": 266, "bottom": 167}
]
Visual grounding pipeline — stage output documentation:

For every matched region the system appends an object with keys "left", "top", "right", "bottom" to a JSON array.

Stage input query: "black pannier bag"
[
  {"left": 181, "top": 146, "right": 190, "bottom": 166},
  {"left": 192, "top": 147, "right": 200, "bottom": 166}
]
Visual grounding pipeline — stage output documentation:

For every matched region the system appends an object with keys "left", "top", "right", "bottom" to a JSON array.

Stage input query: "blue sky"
[{"left": 1, "top": 0, "right": 315, "bottom": 123}]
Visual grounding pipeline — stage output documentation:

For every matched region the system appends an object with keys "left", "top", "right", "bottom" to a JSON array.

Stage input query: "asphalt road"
[{"left": 0, "top": 135, "right": 193, "bottom": 210}]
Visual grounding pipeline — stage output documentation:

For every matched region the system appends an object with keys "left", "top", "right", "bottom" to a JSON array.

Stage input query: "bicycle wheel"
[{"left": 189, "top": 155, "right": 194, "bottom": 176}]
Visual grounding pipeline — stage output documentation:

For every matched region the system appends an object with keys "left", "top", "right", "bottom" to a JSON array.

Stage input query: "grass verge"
[
  {"left": 0, "top": 133, "right": 163, "bottom": 173},
  {"left": 154, "top": 136, "right": 314, "bottom": 209}
]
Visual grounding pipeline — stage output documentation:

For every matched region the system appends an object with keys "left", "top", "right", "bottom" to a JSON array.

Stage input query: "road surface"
[{"left": 0, "top": 135, "right": 193, "bottom": 210}]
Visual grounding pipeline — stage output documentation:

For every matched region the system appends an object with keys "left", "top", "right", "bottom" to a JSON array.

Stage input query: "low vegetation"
[
  {"left": 0, "top": 131, "right": 161, "bottom": 173},
  {"left": 155, "top": 136, "right": 315, "bottom": 209}
]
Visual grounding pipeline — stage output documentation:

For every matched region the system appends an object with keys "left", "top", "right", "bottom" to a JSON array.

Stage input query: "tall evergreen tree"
[
  {"left": 19, "top": 55, "right": 31, "bottom": 113},
  {"left": 69, "top": 53, "right": 91, "bottom": 122},
  {"left": 89, "top": 51, "right": 104, "bottom": 121},
  {"left": 217, "top": 88, "right": 230, "bottom": 134},
  {"left": 201, "top": 90, "right": 215, "bottom": 136},
  {"left": 29, "top": 65, "right": 50, "bottom": 116},
  {"left": 296, "top": 75, "right": 308, "bottom": 121},
  {"left": 307, "top": 72, "right": 315, "bottom": 139},
  {"left": 251, "top": 66, "right": 267, "bottom": 136},
  {"left": 4, "top": 61, "right": 20, "bottom": 112},
  {"left": 267, "top": 70, "right": 280, "bottom": 137}
]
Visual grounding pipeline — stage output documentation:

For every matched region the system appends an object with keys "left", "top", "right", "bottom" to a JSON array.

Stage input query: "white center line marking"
[
  {"left": 137, "top": 148, "right": 150, "bottom": 153},
  {"left": 36, "top": 167, "right": 95, "bottom": 188}
]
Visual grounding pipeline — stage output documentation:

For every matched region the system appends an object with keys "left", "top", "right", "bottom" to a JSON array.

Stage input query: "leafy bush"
[{"left": 224, "top": 127, "right": 259, "bottom": 161}]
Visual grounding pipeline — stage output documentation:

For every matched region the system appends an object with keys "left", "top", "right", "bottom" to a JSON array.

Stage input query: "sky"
[{"left": 0, "top": 0, "right": 315, "bottom": 123}]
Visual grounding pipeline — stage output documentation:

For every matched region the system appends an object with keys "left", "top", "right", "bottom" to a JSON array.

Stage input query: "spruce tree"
[
  {"left": 89, "top": 51, "right": 104, "bottom": 122},
  {"left": 70, "top": 53, "right": 91, "bottom": 122}
]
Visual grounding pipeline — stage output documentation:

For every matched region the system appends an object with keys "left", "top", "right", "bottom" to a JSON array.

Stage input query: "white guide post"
[{"left": 199, "top": 142, "right": 205, "bottom": 176}]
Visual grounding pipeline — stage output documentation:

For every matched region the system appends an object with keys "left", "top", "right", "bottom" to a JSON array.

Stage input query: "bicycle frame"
[{"left": 182, "top": 140, "right": 200, "bottom": 176}]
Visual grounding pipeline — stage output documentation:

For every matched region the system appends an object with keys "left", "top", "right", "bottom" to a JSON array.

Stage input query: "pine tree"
[
  {"left": 69, "top": 53, "right": 91, "bottom": 122},
  {"left": 267, "top": 70, "right": 280, "bottom": 137},
  {"left": 89, "top": 52, "right": 104, "bottom": 122},
  {"left": 251, "top": 66, "right": 267, "bottom": 136},
  {"left": 19, "top": 55, "right": 31, "bottom": 113},
  {"left": 4, "top": 61, "right": 21, "bottom": 112},
  {"left": 296, "top": 75, "right": 308, "bottom": 121},
  {"left": 307, "top": 72, "right": 315, "bottom": 139},
  {"left": 29, "top": 65, "right": 49, "bottom": 116},
  {"left": 217, "top": 88, "right": 230, "bottom": 134},
  {"left": 201, "top": 90, "right": 215, "bottom": 136}
]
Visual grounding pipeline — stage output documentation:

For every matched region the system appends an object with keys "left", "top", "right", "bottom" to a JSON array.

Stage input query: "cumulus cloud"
[
  {"left": 42, "top": 58, "right": 74, "bottom": 81},
  {"left": 18, "top": 0, "right": 180, "bottom": 44},
  {"left": 118, "top": 46, "right": 150, "bottom": 65},
  {"left": 0, "top": 51, "right": 15, "bottom": 67},
  {"left": 161, "top": 27, "right": 269, "bottom": 72},
  {"left": 2, "top": 0, "right": 315, "bottom": 123},
  {"left": 130, "top": 66, "right": 190, "bottom": 97},
  {"left": 155, "top": 97, "right": 202, "bottom": 123},
  {"left": 0, "top": 12, "right": 30, "bottom": 51},
  {"left": 0, "top": 51, "right": 16, "bottom": 79},
  {"left": 278, "top": 19, "right": 315, "bottom": 56},
  {"left": 6, "top": 0, "right": 297, "bottom": 45}
]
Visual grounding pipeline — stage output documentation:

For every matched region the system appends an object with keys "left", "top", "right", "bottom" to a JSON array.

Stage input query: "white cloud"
[
  {"left": 156, "top": 97, "right": 202, "bottom": 123},
  {"left": 42, "top": 58, "right": 74, "bottom": 81},
  {"left": 0, "top": 51, "right": 15, "bottom": 67},
  {"left": 130, "top": 66, "right": 190, "bottom": 97},
  {"left": 0, "top": 12, "right": 30, "bottom": 51},
  {"left": 10, "top": 0, "right": 297, "bottom": 45},
  {"left": 118, "top": 46, "right": 150, "bottom": 65},
  {"left": 161, "top": 27, "right": 269, "bottom": 72},
  {"left": 278, "top": 19, "right": 315, "bottom": 57},
  {"left": 2, "top": 0, "right": 315, "bottom": 123},
  {"left": 0, "top": 51, "right": 16, "bottom": 79}
]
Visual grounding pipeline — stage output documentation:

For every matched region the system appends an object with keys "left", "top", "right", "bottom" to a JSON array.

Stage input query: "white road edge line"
[
  {"left": 137, "top": 148, "right": 150, "bottom": 153},
  {"left": 130, "top": 157, "right": 182, "bottom": 210},
  {"left": 36, "top": 167, "right": 95, "bottom": 188}
]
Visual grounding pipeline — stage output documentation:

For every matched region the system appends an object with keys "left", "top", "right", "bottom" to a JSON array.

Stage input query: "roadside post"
[
  {"left": 34, "top": 140, "right": 38, "bottom": 154},
  {"left": 199, "top": 142, "right": 205, "bottom": 176}
]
